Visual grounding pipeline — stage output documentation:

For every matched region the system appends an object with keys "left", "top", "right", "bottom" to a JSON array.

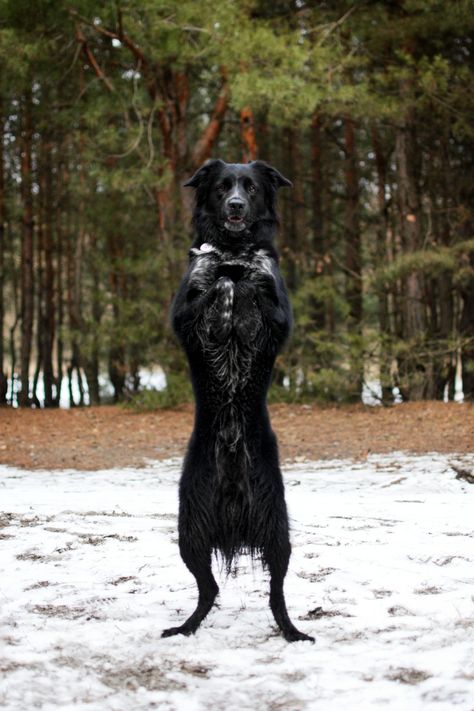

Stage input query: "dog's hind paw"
[
  {"left": 161, "top": 625, "right": 193, "bottom": 638},
  {"left": 283, "top": 629, "right": 315, "bottom": 643}
]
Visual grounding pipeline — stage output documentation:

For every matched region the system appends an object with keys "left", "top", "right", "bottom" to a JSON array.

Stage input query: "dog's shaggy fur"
[{"left": 162, "top": 159, "right": 314, "bottom": 642}]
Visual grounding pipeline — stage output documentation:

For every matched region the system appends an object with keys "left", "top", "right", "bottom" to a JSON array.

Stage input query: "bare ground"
[{"left": 0, "top": 401, "right": 472, "bottom": 470}]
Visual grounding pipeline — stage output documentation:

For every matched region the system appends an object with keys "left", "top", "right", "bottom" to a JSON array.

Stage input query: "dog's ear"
[
  {"left": 183, "top": 159, "right": 225, "bottom": 188},
  {"left": 251, "top": 160, "right": 292, "bottom": 189}
]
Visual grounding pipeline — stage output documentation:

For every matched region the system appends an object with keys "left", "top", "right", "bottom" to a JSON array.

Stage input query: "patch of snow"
[
  {"left": 0, "top": 454, "right": 473, "bottom": 710},
  {"left": 7, "top": 367, "right": 167, "bottom": 409}
]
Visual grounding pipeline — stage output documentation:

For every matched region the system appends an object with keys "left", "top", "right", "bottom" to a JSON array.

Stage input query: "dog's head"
[{"left": 184, "top": 160, "right": 291, "bottom": 239}]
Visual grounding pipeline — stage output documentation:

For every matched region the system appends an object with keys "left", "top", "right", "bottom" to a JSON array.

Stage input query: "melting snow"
[{"left": 0, "top": 454, "right": 473, "bottom": 710}]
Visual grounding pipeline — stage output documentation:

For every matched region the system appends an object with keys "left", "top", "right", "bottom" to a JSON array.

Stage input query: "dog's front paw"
[{"left": 207, "top": 277, "right": 234, "bottom": 343}]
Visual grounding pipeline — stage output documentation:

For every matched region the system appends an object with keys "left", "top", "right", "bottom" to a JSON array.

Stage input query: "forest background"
[{"left": 0, "top": 0, "right": 473, "bottom": 409}]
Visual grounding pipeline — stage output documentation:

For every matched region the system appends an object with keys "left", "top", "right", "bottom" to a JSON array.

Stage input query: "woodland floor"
[{"left": 0, "top": 401, "right": 472, "bottom": 471}]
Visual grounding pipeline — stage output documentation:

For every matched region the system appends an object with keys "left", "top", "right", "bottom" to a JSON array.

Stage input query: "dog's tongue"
[{"left": 228, "top": 216, "right": 243, "bottom": 223}]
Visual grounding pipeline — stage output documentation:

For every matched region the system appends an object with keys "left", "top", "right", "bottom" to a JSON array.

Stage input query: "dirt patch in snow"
[{"left": 0, "top": 401, "right": 472, "bottom": 471}]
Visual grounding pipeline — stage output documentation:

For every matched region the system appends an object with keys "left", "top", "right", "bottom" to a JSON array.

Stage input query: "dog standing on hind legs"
[{"left": 162, "top": 159, "right": 314, "bottom": 643}]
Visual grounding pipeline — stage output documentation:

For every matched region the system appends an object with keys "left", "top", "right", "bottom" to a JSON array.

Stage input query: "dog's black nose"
[{"left": 228, "top": 198, "right": 245, "bottom": 214}]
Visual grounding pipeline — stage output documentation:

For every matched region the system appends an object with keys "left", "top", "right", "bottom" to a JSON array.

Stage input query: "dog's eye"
[
  {"left": 216, "top": 185, "right": 226, "bottom": 196},
  {"left": 247, "top": 184, "right": 257, "bottom": 194}
]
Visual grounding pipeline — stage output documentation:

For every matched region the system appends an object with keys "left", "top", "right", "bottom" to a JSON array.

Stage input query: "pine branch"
[
  {"left": 191, "top": 69, "right": 229, "bottom": 167},
  {"left": 70, "top": 10, "right": 150, "bottom": 71},
  {"left": 75, "top": 23, "right": 115, "bottom": 93}
]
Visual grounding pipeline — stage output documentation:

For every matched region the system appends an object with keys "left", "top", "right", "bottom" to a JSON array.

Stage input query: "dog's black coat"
[{"left": 162, "top": 159, "right": 313, "bottom": 642}]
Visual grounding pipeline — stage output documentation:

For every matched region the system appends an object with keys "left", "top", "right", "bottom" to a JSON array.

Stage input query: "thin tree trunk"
[
  {"left": 283, "top": 127, "right": 305, "bottom": 291},
  {"left": 54, "top": 150, "right": 68, "bottom": 407},
  {"left": 32, "top": 174, "right": 44, "bottom": 408},
  {"left": 344, "top": 116, "right": 362, "bottom": 325},
  {"left": 310, "top": 112, "right": 326, "bottom": 331},
  {"left": 459, "top": 277, "right": 474, "bottom": 400},
  {"left": 436, "top": 139, "right": 456, "bottom": 399},
  {"left": 256, "top": 110, "right": 270, "bottom": 160},
  {"left": 19, "top": 88, "right": 34, "bottom": 407},
  {"left": 371, "top": 125, "right": 393, "bottom": 403},
  {"left": 7, "top": 221, "right": 20, "bottom": 404},
  {"left": 84, "top": 230, "right": 101, "bottom": 406},
  {"left": 107, "top": 232, "right": 126, "bottom": 402},
  {"left": 66, "top": 184, "right": 83, "bottom": 407},
  {"left": 343, "top": 115, "right": 363, "bottom": 400},
  {"left": 240, "top": 106, "right": 258, "bottom": 162},
  {"left": 395, "top": 79, "right": 428, "bottom": 400},
  {"left": 458, "top": 185, "right": 474, "bottom": 399},
  {"left": 42, "top": 138, "right": 56, "bottom": 407},
  {"left": 0, "top": 102, "right": 7, "bottom": 404},
  {"left": 56, "top": 205, "right": 64, "bottom": 407}
]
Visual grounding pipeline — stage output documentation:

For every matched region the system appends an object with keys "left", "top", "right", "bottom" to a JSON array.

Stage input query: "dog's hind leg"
[
  {"left": 162, "top": 542, "right": 219, "bottom": 638},
  {"left": 265, "top": 533, "right": 315, "bottom": 643}
]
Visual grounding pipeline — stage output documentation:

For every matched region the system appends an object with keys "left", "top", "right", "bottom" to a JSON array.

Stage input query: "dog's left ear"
[
  {"left": 251, "top": 160, "right": 292, "bottom": 189},
  {"left": 183, "top": 159, "right": 225, "bottom": 188}
]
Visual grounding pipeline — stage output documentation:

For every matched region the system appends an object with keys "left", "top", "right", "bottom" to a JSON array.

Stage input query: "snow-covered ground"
[{"left": 0, "top": 454, "right": 473, "bottom": 711}]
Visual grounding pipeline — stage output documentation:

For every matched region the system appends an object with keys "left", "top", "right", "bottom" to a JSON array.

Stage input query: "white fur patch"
[
  {"left": 222, "top": 281, "right": 234, "bottom": 321},
  {"left": 255, "top": 250, "right": 274, "bottom": 275}
]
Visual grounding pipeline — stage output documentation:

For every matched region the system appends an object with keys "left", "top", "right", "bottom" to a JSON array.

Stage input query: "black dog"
[{"left": 162, "top": 159, "right": 313, "bottom": 643}]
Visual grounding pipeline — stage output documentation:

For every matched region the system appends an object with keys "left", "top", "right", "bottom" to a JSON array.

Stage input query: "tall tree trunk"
[
  {"left": 458, "top": 176, "right": 474, "bottom": 400},
  {"left": 459, "top": 273, "right": 474, "bottom": 400},
  {"left": 55, "top": 185, "right": 64, "bottom": 407},
  {"left": 66, "top": 186, "right": 83, "bottom": 407},
  {"left": 343, "top": 115, "right": 363, "bottom": 400},
  {"left": 0, "top": 102, "right": 7, "bottom": 405},
  {"left": 282, "top": 127, "right": 306, "bottom": 291},
  {"left": 42, "top": 138, "right": 56, "bottom": 406},
  {"left": 240, "top": 107, "right": 258, "bottom": 162},
  {"left": 371, "top": 125, "right": 394, "bottom": 403},
  {"left": 18, "top": 88, "right": 34, "bottom": 407},
  {"left": 107, "top": 232, "right": 127, "bottom": 402},
  {"left": 432, "top": 145, "right": 455, "bottom": 400},
  {"left": 32, "top": 169, "right": 45, "bottom": 408},
  {"left": 310, "top": 112, "right": 326, "bottom": 331},
  {"left": 344, "top": 116, "right": 362, "bottom": 325},
  {"left": 395, "top": 81, "right": 428, "bottom": 400},
  {"left": 84, "top": 230, "right": 101, "bottom": 406},
  {"left": 37, "top": 134, "right": 56, "bottom": 407},
  {"left": 256, "top": 110, "right": 270, "bottom": 160},
  {"left": 311, "top": 113, "right": 324, "bottom": 257}
]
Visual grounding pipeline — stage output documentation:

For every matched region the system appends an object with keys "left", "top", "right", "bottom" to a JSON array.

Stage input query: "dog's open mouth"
[{"left": 225, "top": 215, "right": 246, "bottom": 232}]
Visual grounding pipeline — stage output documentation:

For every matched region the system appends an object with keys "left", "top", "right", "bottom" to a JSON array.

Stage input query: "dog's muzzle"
[{"left": 224, "top": 198, "right": 248, "bottom": 232}]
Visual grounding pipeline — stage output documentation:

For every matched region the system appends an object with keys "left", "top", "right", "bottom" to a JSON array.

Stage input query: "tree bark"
[
  {"left": 55, "top": 180, "right": 64, "bottom": 407},
  {"left": 310, "top": 112, "right": 326, "bottom": 331},
  {"left": 18, "top": 88, "right": 34, "bottom": 407},
  {"left": 282, "top": 127, "right": 306, "bottom": 291},
  {"left": 343, "top": 115, "right": 363, "bottom": 400},
  {"left": 0, "top": 102, "right": 7, "bottom": 404},
  {"left": 459, "top": 274, "right": 474, "bottom": 400},
  {"left": 107, "top": 231, "right": 127, "bottom": 402},
  {"left": 395, "top": 78, "right": 429, "bottom": 400},
  {"left": 240, "top": 106, "right": 258, "bottom": 162},
  {"left": 344, "top": 115, "right": 362, "bottom": 325},
  {"left": 40, "top": 135, "right": 56, "bottom": 407},
  {"left": 371, "top": 125, "right": 394, "bottom": 402},
  {"left": 458, "top": 183, "right": 474, "bottom": 400}
]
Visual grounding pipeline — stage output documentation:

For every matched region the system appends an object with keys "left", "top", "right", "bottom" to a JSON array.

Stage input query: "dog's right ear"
[{"left": 183, "top": 159, "right": 225, "bottom": 188}]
